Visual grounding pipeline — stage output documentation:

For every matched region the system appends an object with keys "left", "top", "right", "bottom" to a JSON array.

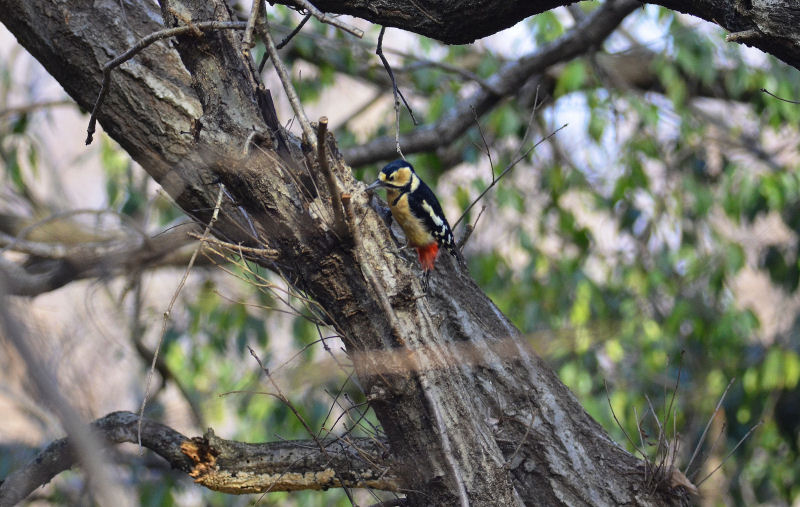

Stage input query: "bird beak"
[{"left": 366, "top": 179, "right": 385, "bottom": 191}]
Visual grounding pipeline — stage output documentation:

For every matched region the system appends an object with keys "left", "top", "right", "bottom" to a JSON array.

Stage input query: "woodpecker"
[{"left": 367, "top": 160, "right": 465, "bottom": 280}]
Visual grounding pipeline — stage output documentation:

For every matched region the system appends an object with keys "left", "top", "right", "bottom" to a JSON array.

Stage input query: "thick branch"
[
  {"left": 276, "top": 0, "right": 800, "bottom": 69},
  {"left": 0, "top": 411, "right": 399, "bottom": 505}
]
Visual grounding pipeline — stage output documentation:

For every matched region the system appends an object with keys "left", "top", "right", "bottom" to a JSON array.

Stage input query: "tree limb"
[
  {"left": 0, "top": 411, "right": 401, "bottom": 505},
  {"left": 276, "top": 0, "right": 800, "bottom": 69},
  {"left": 0, "top": 222, "right": 213, "bottom": 296}
]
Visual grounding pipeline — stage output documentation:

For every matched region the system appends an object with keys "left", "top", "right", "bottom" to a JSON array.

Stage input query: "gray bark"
[{"left": 0, "top": 0, "right": 693, "bottom": 505}]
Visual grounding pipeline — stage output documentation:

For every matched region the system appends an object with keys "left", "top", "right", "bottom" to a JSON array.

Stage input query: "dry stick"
[
  {"left": 85, "top": 21, "right": 247, "bottom": 145},
  {"left": 317, "top": 117, "right": 348, "bottom": 238},
  {"left": 261, "top": 13, "right": 316, "bottom": 149},
  {"left": 136, "top": 184, "right": 225, "bottom": 447},
  {"left": 761, "top": 87, "right": 800, "bottom": 105},
  {"left": 285, "top": 0, "right": 364, "bottom": 38},
  {"left": 691, "top": 422, "right": 727, "bottom": 481},
  {"left": 187, "top": 232, "right": 279, "bottom": 258},
  {"left": 695, "top": 420, "right": 763, "bottom": 487},
  {"left": 683, "top": 377, "right": 736, "bottom": 477},
  {"left": 242, "top": 0, "right": 262, "bottom": 49},
  {"left": 454, "top": 123, "right": 567, "bottom": 228},
  {"left": 259, "top": 13, "right": 311, "bottom": 73}
]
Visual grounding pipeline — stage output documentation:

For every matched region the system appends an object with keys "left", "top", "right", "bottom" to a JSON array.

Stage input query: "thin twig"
[
  {"left": 457, "top": 205, "right": 485, "bottom": 249},
  {"left": 695, "top": 420, "right": 763, "bottom": 487},
  {"left": 137, "top": 184, "right": 225, "bottom": 447},
  {"left": 317, "top": 117, "right": 348, "bottom": 238},
  {"left": 285, "top": 0, "right": 364, "bottom": 38},
  {"left": 454, "top": 123, "right": 567, "bottom": 228},
  {"left": 761, "top": 87, "right": 800, "bottom": 105},
  {"left": 471, "top": 106, "right": 495, "bottom": 178},
  {"left": 690, "top": 422, "right": 727, "bottom": 481},
  {"left": 85, "top": 21, "right": 248, "bottom": 145},
  {"left": 259, "top": 13, "right": 311, "bottom": 73},
  {"left": 187, "top": 232, "right": 279, "bottom": 259},
  {"left": 261, "top": 13, "right": 316, "bottom": 148},
  {"left": 376, "top": 26, "right": 418, "bottom": 159},
  {"left": 604, "top": 380, "right": 646, "bottom": 459},
  {"left": 683, "top": 377, "right": 736, "bottom": 477}
]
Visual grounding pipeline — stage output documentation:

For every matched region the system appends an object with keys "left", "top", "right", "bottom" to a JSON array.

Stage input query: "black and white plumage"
[{"left": 367, "top": 159, "right": 465, "bottom": 271}]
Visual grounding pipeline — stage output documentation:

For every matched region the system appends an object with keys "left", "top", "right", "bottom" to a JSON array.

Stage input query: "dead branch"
[
  {"left": 261, "top": 11, "right": 316, "bottom": 148},
  {"left": 0, "top": 411, "right": 401, "bottom": 505}
]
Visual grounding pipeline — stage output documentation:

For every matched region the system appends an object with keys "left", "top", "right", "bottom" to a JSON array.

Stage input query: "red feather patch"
[{"left": 416, "top": 242, "right": 439, "bottom": 271}]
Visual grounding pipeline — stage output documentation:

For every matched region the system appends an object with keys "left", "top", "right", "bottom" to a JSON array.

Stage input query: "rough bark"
[
  {"left": 0, "top": 0, "right": 691, "bottom": 505},
  {"left": 282, "top": 0, "right": 800, "bottom": 69}
]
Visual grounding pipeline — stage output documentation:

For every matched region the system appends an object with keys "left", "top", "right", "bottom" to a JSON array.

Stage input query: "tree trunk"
[{"left": 0, "top": 0, "right": 685, "bottom": 504}]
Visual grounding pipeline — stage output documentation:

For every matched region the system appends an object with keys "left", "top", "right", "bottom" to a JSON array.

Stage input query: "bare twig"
[
  {"left": 695, "top": 420, "right": 763, "bottom": 487},
  {"left": 604, "top": 380, "right": 646, "bottom": 459},
  {"left": 261, "top": 13, "right": 316, "bottom": 148},
  {"left": 684, "top": 377, "right": 736, "bottom": 477},
  {"left": 259, "top": 13, "right": 311, "bottom": 73},
  {"left": 137, "top": 184, "right": 225, "bottom": 447},
  {"left": 247, "top": 347, "right": 357, "bottom": 503},
  {"left": 454, "top": 123, "right": 567, "bottom": 228},
  {"left": 85, "top": 21, "right": 248, "bottom": 145},
  {"left": 471, "top": 106, "right": 495, "bottom": 178},
  {"left": 187, "top": 232, "right": 279, "bottom": 259},
  {"left": 284, "top": 0, "right": 364, "bottom": 38},
  {"left": 761, "top": 87, "right": 800, "bottom": 104}
]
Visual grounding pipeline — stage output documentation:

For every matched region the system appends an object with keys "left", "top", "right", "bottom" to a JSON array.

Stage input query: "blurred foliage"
[{"left": 3, "top": 1, "right": 800, "bottom": 506}]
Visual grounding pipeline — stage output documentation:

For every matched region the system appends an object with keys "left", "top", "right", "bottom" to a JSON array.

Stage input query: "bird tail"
[{"left": 448, "top": 243, "right": 466, "bottom": 270}]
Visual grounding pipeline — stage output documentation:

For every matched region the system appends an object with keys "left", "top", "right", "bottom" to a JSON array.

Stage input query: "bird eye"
[{"left": 388, "top": 174, "right": 394, "bottom": 180}]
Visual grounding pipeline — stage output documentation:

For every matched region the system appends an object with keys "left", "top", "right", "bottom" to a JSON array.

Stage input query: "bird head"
[{"left": 367, "top": 159, "right": 415, "bottom": 191}]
